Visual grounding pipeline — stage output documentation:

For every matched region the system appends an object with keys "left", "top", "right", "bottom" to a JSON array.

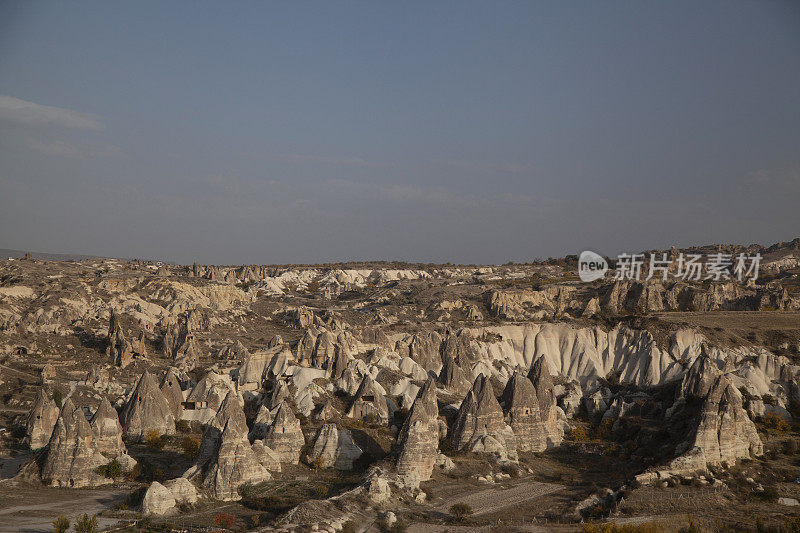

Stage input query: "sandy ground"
[{"left": 0, "top": 487, "right": 128, "bottom": 532}]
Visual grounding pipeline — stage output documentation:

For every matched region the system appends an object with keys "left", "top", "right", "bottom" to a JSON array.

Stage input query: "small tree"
[
  {"left": 449, "top": 502, "right": 473, "bottom": 522},
  {"left": 75, "top": 514, "right": 98, "bottom": 533},
  {"left": 52, "top": 516, "right": 70, "bottom": 533},
  {"left": 181, "top": 436, "right": 200, "bottom": 459},
  {"left": 145, "top": 429, "right": 165, "bottom": 449}
]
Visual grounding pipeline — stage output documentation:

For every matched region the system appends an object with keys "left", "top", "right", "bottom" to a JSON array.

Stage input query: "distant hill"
[{"left": 0, "top": 248, "right": 105, "bottom": 262}]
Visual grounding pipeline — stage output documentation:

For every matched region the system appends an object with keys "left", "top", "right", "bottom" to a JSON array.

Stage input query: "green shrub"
[
  {"left": 52, "top": 516, "right": 70, "bottom": 533},
  {"left": 449, "top": 502, "right": 473, "bottom": 522},
  {"left": 97, "top": 458, "right": 122, "bottom": 479},
  {"left": 75, "top": 514, "right": 98, "bottom": 533}
]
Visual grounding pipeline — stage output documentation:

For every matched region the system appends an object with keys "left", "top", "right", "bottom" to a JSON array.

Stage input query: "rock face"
[
  {"left": 90, "top": 397, "right": 125, "bottom": 456},
  {"left": 347, "top": 374, "right": 389, "bottom": 423},
  {"left": 160, "top": 368, "right": 184, "bottom": 419},
  {"left": 263, "top": 401, "right": 305, "bottom": 464},
  {"left": 396, "top": 379, "right": 440, "bottom": 487},
  {"left": 669, "top": 374, "right": 763, "bottom": 473},
  {"left": 121, "top": 371, "right": 176, "bottom": 440},
  {"left": 307, "top": 423, "right": 363, "bottom": 470},
  {"left": 106, "top": 310, "right": 132, "bottom": 368},
  {"left": 528, "top": 356, "right": 563, "bottom": 446},
  {"left": 25, "top": 388, "right": 59, "bottom": 449},
  {"left": 41, "top": 399, "right": 110, "bottom": 487},
  {"left": 437, "top": 356, "right": 471, "bottom": 394},
  {"left": 295, "top": 329, "right": 317, "bottom": 366},
  {"left": 680, "top": 354, "right": 721, "bottom": 399},
  {"left": 190, "top": 391, "right": 271, "bottom": 501},
  {"left": 500, "top": 372, "right": 548, "bottom": 452},
  {"left": 216, "top": 340, "right": 250, "bottom": 362},
  {"left": 203, "top": 418, "right": 271, "bottom": 500},
  {"left": 312, "top": 330, "right": 337, "bottom": 369},
  {"left": 451, "top": 375, "right": 517, "bottom": 460},
  {"left": 164, "top": 314, "right": 200, "bottom": 371}
]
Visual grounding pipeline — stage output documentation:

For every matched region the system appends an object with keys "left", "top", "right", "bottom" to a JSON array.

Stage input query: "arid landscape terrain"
[{"left": 0, "top": 238, "right": 799, "bottom": 532}]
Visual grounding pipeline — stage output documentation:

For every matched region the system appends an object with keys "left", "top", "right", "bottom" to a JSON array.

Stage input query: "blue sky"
[{"left": 1, "top": 1, "right": 798, "bottom": 264}]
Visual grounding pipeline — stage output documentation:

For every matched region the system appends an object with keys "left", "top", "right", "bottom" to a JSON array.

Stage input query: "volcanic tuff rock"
[
  {"left": 202, "top": 417, "right": 271, "bottom": 500},
  {"left": 160, "top": 368, "right": 184, "bottom": 419},
  {"left": 528, "top": 356, "right": 564, "bottom": 446},
  {"left": 679, "top": 353, "right": 721, "bottom": 399},
  {"left": 106, "top": 309, "right": 132, "bottom": 368},
  {"left": 216, "top": 339, "right": 250, "bottom": 361},
  {"left": 669, "top": 374, "right": 763, "bottom": 473},
  {"left": 25, "top": 388, "right": 59, "bottom": 449},
  {"left": 188, "top": 391, "right": 271, "bottom": 500},
  {"left": 89, "top": 397, "right": 125, "bottom": 456},
  {"left": 396, "top": 379, "right": 440, "bottom": 487},
  {"left": 296, "top": 329, "right": 317, "bottom": 365},
  {"left": 500, "top": 372, "right": 548, "bottom": 452},
  {"left": 437, "top": 355, "right": 472, "bottom": 394},
  {"left": 121, "top": 371, "right": 176, "bottom": 440},
  {"left": 263, "top": 401, "right": 305, "bottom": 464},
  {"left": 163, "top": 313, "right": 200, "bottom": 371},
  {"left": 307, "top": 423, "right": 363, "bottom": 470},
  {"left": 451, "top": 375, "right": 517, "bottom": 460},
  {"left": 195, "top": 391, "right": 246, "bottom": 466},
  {"left": 347, "top": 374, "right": 390, "bottom": 423},
  {"left": 41, "top": 399, "right": 110, "bottom": 487}
]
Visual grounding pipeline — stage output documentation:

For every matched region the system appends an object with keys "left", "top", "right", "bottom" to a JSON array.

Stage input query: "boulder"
[{"left": 142, "top": 481, "right": 176, "bottom": 516}]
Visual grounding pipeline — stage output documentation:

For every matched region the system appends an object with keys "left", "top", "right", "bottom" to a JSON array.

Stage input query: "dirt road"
[
  {"left": 0, "top": 488, "right": 128, "bottom": 532},
  {"left": 433, "top": 479, "right": 564, "bottom": 517}
]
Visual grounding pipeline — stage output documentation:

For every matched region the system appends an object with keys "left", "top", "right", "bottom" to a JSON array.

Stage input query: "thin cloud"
[
  {"left": 25, "top": 137, "right": 82, "bottom": 158},
  {"left": 276, "top": 153, "right": 376, "bottom": 168},
  {"left": 0, "top": 94, "right": 104, "bottom": 130}
]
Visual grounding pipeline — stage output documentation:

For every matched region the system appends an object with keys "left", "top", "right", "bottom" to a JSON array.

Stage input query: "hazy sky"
[{"left": 1, "top": 1, "right": 798, "bottom": 264}]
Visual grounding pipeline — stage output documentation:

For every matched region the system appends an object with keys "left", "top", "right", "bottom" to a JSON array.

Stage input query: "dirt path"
[
  {"left": 433, "top": 479, "right": 565, "bottom": 517},
  {"left": 0, "top": 488, "right": 128, "bottom": 532}
]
